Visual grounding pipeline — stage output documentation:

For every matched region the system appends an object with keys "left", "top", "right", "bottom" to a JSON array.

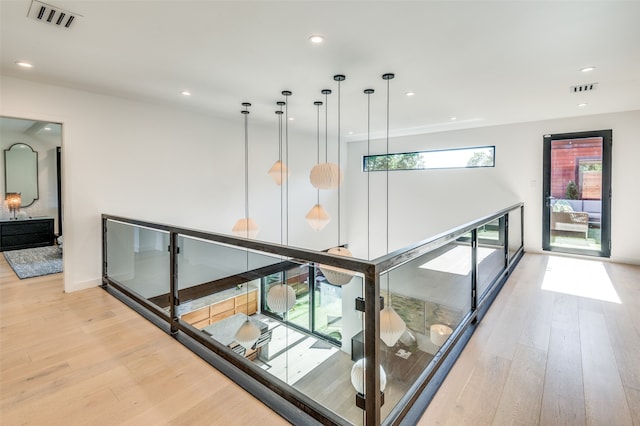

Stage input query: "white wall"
[
  {"left": 0, "top": 76, "right": 338, "bottom": 292},
  {"left": 2, "top": 75, "right": 638, "bottom": 295},
  {"left": 347, "top": 110, "right": 640, "bottom": 265},
  {"left": 0, "top": 126, "right": 60, "bottom": 232}
]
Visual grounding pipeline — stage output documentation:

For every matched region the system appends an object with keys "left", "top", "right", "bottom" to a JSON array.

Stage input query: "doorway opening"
[{"left": 542, "top": 129, "right": 611, "bottom": 257}]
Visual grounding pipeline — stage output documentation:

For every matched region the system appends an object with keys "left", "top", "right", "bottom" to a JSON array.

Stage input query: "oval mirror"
[{"left": 4, "top": 143, "right": 39, "bottom": 207}]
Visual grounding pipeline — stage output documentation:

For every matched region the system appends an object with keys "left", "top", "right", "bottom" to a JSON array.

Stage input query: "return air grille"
[
  {"left": 27, "top": 0, "right": 82, "bottom": 28},
  {"left": 570, "top": 83, "right": 598, "bottom": 93}
]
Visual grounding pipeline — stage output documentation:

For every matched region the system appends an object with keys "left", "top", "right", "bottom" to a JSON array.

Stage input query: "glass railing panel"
[
  {"left": 284, "top": 267, "right": 365, "bottom": 426},
  {"left": 174, "top": 236, "right": 364, "bottom": 424},
  {"left": 176, "top": 235, "right": 282, "bottom": 292},
  {"left": 379, "top": 235, "right": 472, "bottom": 422},
  {"left": 105, "top": 219, "right": 170, "bottom": 312},
  {"left": 509, "top": 206, "right": 523, "bottom": 262},
  {"left": 175, "top": 235, "right": 285, "bottom": 330},
  {"left": 477, "top": 217, "right": 506, "bottom": 298}
]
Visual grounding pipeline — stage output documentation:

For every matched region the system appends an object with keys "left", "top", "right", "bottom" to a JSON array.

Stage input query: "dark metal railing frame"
[{"left": 101, "top": 202, "right": 524, "bottom": 426}]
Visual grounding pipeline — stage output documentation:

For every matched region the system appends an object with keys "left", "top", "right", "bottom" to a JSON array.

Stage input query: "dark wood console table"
[{"left": 0, "top": 217, "right": 55, "bottom": 251}]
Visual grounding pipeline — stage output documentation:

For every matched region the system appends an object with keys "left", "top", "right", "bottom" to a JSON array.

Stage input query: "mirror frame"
[{"left": 4, "top": 142, "right": 39, "bottom": 208}]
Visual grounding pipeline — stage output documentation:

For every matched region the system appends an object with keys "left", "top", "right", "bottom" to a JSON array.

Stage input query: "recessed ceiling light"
[
  {"left": 288, "top": 117, "right": 294, "bottom": 121},
  {"left": 580, "top": 67, "right": 596, "bottom": 73},
  {"left": 450, "top": 117, "right": 457, "bottom": 121},
  {"left": 577, "top": 103, "right": 587, "bottom": 107},
  {"left": 405, "top": 92, "right": 415, "bottom": 97},
  {"left": 15, "top": 61, "right": 33, "bottom": 68},
  {"left": 309, "top": 35, "right": 324, "bottom": 44},
  {"left": 181, "top": 91, "right": 191, "bottom": 96}
]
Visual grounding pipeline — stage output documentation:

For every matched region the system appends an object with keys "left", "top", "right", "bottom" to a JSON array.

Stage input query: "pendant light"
[
  {"left": 306, "top": 100, "right": 331, "bottom": 231},
  {"left": 266, "top": 101, "right": 297, "bottom": 314},
  {"left": 235, "top": 316, "right": 261, "bottom": 351},
  {"left": 320, "top": 75, "right": 354, "bottom": 286},
  {"left": 268, "top": 102, "right": 290, "bottom": 185},
  {"left": 430, "top": 324, "right": 453, "bottom": 346},
  {"left": 233, "top": 103, "right": 261, "bottom": 350},
  {"left": 232, "top": 103, "right": 260, "bottom": 239},
  {"left": 350, "top": 358, "right": 387, "bottom": 395},
  {"left": 379, "top": 73, "right": 406, "bottom": 347},
  {"left": 309, "top": 89, "right": 343, "bottom": 189},
  {"left": 266, "top": 281, "right": 296, "bottom": 314}
]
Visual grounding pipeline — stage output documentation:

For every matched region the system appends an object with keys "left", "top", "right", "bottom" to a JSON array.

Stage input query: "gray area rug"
[{"left": 3, "top": 246, "right": 63, "bottom": 279}]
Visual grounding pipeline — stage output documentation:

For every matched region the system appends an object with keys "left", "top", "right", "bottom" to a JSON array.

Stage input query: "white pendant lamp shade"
[
  {"left": 319, "top": 247, "right": 354, "bottom": 286},
  {"left": 350, "top": 358, "right": 387, "bottom": 395},
  {"left": 232, "top": 218, "right": 259, "bottom": 239},
  {"left": 235, "top": 319, "right": 261, "bottom": 350},
  {"left": 266, "top": 283, "right": 296, "bottom": 313},
  {"left": 268, "top": 160, "right": 290, "bottom": 186},
  {"left": 310, "top": 162, "right": 343, "bottom": 189},
  {"left": 430, "top": 324, "right": 453, "bottom": 347},
  {"left": 305, "top": 204, "right": 331, "bottom": 231},
  {"left": 380, "top": 306, "right": 407, "bottom": 347}
]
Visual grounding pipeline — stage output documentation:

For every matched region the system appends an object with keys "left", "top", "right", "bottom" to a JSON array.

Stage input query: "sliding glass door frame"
[
  {"left": 260, "top": 264, "right": 343, "bottom": 347},
  {"left": 542, "top": 129, "right": 612, "bottom": 257}
]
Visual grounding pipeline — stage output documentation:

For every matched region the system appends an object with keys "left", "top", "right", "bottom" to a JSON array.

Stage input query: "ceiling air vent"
[
  {"left": 570, "top": 83, "right": 598, "bottom": 93},
  {"left": 27, "top": 0, "right": 82, "bottom": 29}
]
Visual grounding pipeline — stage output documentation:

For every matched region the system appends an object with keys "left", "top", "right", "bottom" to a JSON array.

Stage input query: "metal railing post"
[
  {"left": 364, "top": 265, "right": 381, "bottom": 425},
  {"left": 169, "top": 231, "right": 179, "bottom": 335}
]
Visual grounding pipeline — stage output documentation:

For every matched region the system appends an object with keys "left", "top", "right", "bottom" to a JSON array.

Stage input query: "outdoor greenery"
[
  {"left": 364, "top": 152, "right": 424, "bottom": 171},
  {"left": 467, "top": 151, "right": 494, "bottom": 167},
  {"left": 579, "top": 162, "right": 602, "bottom": 171},
  {"left": 565, "top": 180, "right": 579, "bottom": 199}
]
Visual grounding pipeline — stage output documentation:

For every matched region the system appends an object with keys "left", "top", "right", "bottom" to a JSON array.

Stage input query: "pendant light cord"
[
  {"left": 385, "top": 78, "right": 391, "bottom": 257},
  {"left": 316, "top": 101, "right": 321, "bottom": 206},
  {"left": 283, "top": 91, "right": 291, "bottom": 245},
  {"left": 383, "top": 74, "right": 394, "bottom": 296},
  {"left": 336, "top": 77, "right": 342, "bottom": 248},
  {"left": 277, "top": 104, "right": 284, "bottom": 246},
  {"left": 324, "top": 91, "right": 329, "bottom": 163},
  {"left": 366, "top": 89, "right": 372, "bottom": 261},
  {"left": 242, "top": 104, "right": 250, "bottom": 316},
  {"left": 244, "top": 109, "right": 249, "bottom": 231}
]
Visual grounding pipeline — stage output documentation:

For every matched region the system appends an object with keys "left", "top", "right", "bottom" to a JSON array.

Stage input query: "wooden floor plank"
[
  {"left": 0, "top": 256, "right": 288, "bottom": 426},
  {"left": 540, "top": 325, "right": 586, "bottom": 425},
  {"left": 579, "top": 309, "right": 634, "bottom": 426},
  {"left": 3, "top": 251, "right": 639, "bottom": 425},
  {"left": 422, "top": 253, "right": 640, "bottom": 426},
  {"left": 493, "top": 344, "right": 546, "bottom": 425}
]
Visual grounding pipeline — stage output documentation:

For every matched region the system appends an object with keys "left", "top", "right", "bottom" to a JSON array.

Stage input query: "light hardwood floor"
[
  {"left": 2, "top": 253, "right": 639, "bottom": 425},
  {"left": 420, "top": 253, "right": 640, "bottom": 426},
  {"left": 0, "top": 255, "right": 288, "bottom": 425}
]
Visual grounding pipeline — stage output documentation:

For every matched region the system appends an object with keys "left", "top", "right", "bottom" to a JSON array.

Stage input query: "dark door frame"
[{"left": 542, "top": 129, "right": 612, "bottom": 257}]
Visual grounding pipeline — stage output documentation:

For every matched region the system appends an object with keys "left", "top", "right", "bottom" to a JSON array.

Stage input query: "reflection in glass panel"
[
  {"left": 381, "top": 236, "right": 472, "bottom": 421},
  {"left": 314, "top": 273, "right": 343, "bottom": 342},
  {"left": 285, "top": 265, "right": 311, "bottom": 331},
  {"left": 509, "top": 207, "right": 523, "bottom": 261},
  {"left": 173, "top": 242, "right": 362, "bottom": 425},
  {"left": 291, "top": 273, "right": 364, "bottom": 426},
  {"left": 477, "top": 218, "right": 506, "bottom": 298},
  {"left": 105, "top": 220, "right": 169, "bottom": 307}
]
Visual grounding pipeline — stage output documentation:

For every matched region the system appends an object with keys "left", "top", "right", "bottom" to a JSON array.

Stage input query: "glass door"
[{"left": 542, "top": 130, "right": 611, "bottom": 257}]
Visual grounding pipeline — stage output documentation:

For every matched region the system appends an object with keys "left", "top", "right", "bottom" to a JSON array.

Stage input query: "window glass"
[{"left": 363, "top": 146, "right": 495, "bottom": 171}]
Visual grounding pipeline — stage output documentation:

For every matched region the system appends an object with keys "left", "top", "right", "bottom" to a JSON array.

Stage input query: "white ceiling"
[{"left": 1, "top": 1, "right": 639, "bottom": 141}]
